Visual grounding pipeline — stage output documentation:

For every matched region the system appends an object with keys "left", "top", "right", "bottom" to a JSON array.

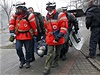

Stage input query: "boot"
[
  {"left": 97, "top": 53, "right": 100, "bottom": 57},
  {"left": 51, "top": 62, "right": 58, "bottom": 68},
  {"left": 30, "top": 57, "right": 35, "bottom": 62},
  {"left": 97, "top": 49, "right": 100, "bottom": 57},
  {"left": 43, "top": 68, "right": 50, "bottom": 75},
  {"left": 19, "top": 62, "right": 25, "bottom": 69},
  {"left": 25, "top": 62, "right": 30, "bottom": 68},
  {"left": 62, "top": 54, "right": 66, "bottom": 61},
  {"left": 86, "top": 55, "right": 95, "bottom": 59}
]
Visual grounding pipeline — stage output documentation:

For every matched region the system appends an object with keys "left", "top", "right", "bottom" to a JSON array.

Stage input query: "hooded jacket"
[{"left": 85, "top": 5, "right": 100, "bottom": 30}]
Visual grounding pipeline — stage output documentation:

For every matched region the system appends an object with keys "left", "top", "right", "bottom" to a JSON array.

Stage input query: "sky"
[{"left": 15, "top": 0, "right": 71, "bottom": 16}]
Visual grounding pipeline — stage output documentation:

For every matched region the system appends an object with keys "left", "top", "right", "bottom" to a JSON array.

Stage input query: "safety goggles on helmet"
[
  {"left": 15, "top": 8, "right": 23, "bottom": 15},
  {"left": 62, "top": 7, "right": 67, "bottom": 12},
  {"left": 46, "top": 2, "right": 56, "bottom": 11},
  {"left": 15, "top": 6, "right": 27, "bottom": 15},
  {"left": 46, "top": 7, "right": 54, "bottom": 12}
]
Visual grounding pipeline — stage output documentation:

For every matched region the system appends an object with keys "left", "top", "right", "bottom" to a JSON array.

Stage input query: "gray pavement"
[
  {"left": 0, "top": 41, "right": 100, "bottom": 75},
  {"left": 0, "top": 29, "right": 13, "bottom": 47},
  {"left": 81, "top": 36, "right": 100, "bottom": 71}
]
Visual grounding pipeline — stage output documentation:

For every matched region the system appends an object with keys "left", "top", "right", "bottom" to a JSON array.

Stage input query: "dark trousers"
[
  {"left": 30, "top": 39, "right": 35, "bottom": 60},
  {"left": 60, "top": 31, "right": 69, "bottom": 58},
  {"left": 60, "top": 39, "right": 69, "bottom": 58},
  {"left": 16, "top": 40, "right": 32, "bottom": 63},
  {"left": 89, "top": 28, "right": 100, "bottom": 56},
  {"left": 98, "top": 39, "right": 100, "bottom": 50}
]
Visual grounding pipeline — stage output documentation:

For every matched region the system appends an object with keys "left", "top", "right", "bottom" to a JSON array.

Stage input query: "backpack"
[
  {"left": 33, "top": 12, "right": 45, "bottom": 35},
  {"left": 15, "top": 12, "right": 45, "bottom": 38},
  {"left": 33, "top": 12, "right": 45, "bottom": 41}
]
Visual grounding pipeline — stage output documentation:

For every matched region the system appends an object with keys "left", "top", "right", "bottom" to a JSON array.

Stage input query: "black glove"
[
  {"left": 75, "top": 29, "right": 78, "bottom": 34},
  {"left": 9, "top": 33, "right": 16, "bottom": 42},
  {"left": 74, "top": 27, "right": 79, "bottom": 34},
  {"left": 86, "top": 26, "right": 89, "bottom": 29},
  {"left": 10, "top": 30, "right": 15, "bottom": 33},
  {"left": 55, "top": 32, "right": 64, "bottom": 42}
]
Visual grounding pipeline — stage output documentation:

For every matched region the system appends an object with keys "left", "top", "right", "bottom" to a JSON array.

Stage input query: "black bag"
[
  {"left": 34, "top": 12, "right": 45, "bottom": 35},
  {"left": 72, "top": 31, "right": 81, "bottom": 43}
]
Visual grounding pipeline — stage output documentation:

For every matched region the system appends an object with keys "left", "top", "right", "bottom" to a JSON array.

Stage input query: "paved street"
[
  {"left": 0, "top": 40, "right": 100, "bottom": 75},
  {"left": 0, "top": 17, "right": 100, "bottom": 75}
]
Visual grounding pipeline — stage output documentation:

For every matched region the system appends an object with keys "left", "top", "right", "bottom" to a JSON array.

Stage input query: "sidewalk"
[
  {"left": 81, "top": 37, "right": 100, "bottom": 71},
  {"left": 78, "top": 24, "right": 100, "bottom": 71},
  {"left": 1, "top": 47, "right": 100, "bottom": 75},
  {"left": 0, "top": 22, "right": 100, "bottom": 75},
  {"left": 0, "top": 34, "right": 100, "bottom": 75}
]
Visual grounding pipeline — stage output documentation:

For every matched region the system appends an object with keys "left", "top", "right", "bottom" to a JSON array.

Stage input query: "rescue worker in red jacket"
[
  {"left": 43, "top": 2, "right": 68, "bottom": 75},
  {"left": 9, "top": 6, "right": 38, "bottom": 68},
  {"left": 60, "top": 6, "right": 79, "bottom": 60}
]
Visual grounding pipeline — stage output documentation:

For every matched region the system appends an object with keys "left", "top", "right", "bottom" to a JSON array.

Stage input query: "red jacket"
[
  {"left": 9, "top": 13, "right": 38, "bottom": 40},
  {"left": 44, "top": 9, "right": 68, "bottom": 45}
]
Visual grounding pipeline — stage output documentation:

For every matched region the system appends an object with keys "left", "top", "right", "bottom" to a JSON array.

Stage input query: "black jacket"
[
  {"left": 33, "top": 12, "right": 45, "bottom": 35},
  {"left": 66, "top": 13, "right": 79, "bottom": 32},
  {"left": 85, "top": 5, "right": 100, "bottom": 30}
]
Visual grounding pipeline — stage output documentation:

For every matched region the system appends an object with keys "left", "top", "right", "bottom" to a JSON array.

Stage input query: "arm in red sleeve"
[
  {"left": 28, "top": 13, "right": 38, "bottom": 35},
  {"left": 9, "top": 14, "right": 16, "bottom": 33}
]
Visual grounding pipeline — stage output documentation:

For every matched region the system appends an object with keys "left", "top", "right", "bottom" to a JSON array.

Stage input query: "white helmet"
[
  {"left": 46, "top": 2, "right": 56, "bottom": 10},
  {"left": 62, "top": 6, "right": 67, "bottom": 11},
  {"left": 37, "top": 49, "right": 44, "bottom": 56},
  {"left": 37, "top": 46, "right": 46, "bottom": 56}
]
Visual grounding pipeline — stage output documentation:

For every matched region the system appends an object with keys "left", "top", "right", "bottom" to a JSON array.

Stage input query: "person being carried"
[{"left": 27, "top": 7, "right": 45, "bottom": 61}]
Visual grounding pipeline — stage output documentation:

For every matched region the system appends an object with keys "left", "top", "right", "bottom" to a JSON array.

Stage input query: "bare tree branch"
[{"left": 0, "top": 0, "right": 17, "bottom": 23}]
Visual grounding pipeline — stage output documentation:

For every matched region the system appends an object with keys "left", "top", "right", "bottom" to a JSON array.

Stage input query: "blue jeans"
[{"left": 16, "top": 40, "right": 32, "bottom": 63}]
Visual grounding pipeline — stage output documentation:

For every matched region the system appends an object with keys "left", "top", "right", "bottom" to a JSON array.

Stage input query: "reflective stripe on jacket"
[
  {"left": 44, "top": 10, "right": 68, "bottom": 45},
  {"left": 9, "top": 13, "right": 38, "bottom": 40}
]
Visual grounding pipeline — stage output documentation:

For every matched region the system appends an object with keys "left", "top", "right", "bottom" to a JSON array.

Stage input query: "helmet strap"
[{"left": 48, "top": 9, "right": 54, "bottom": 15}]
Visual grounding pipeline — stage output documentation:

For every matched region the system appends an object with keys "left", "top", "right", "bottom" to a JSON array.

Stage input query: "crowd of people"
[{"left": 8, "top": 0, "right": 100, "bottom": 75}]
